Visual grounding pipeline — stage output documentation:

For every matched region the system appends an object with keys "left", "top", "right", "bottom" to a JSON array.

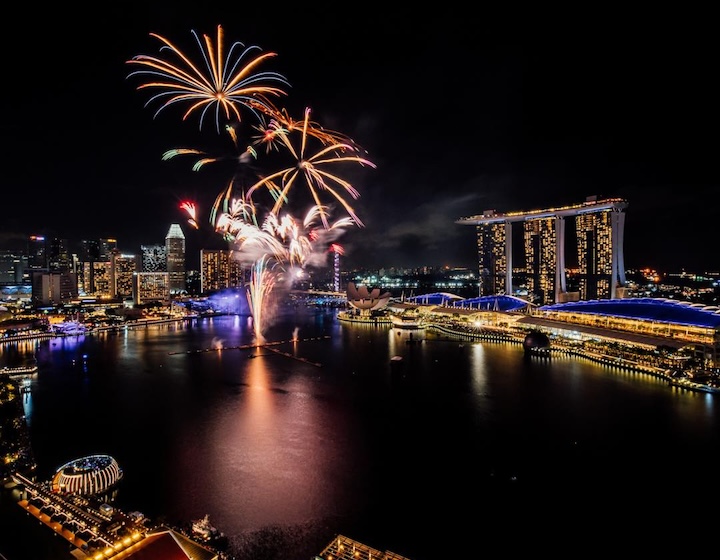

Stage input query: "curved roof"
[
  {"left": 405, "top": 292, "right": 463, "bottom": 306},
  {"left": 539, "top": 298, "right": 720, "bottom": 328},
  {"left": 452, "top": 295, "right": 532, "bottom": 312},
  {"left": 346, "top": 282, "right": 391, "bottom": 311},
  {"left": 51, "top": 454, "right": 123, "bottom": 496}
]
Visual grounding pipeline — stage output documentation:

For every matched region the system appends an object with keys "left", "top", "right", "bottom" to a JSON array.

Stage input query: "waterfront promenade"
[{"left": 338, "top": 310, "right": 720, "bottom": 395}]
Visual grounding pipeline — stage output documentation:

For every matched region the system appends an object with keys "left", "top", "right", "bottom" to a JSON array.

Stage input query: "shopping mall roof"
[
  {"left": 450, "top": 295, "right": 533, "bottom": 313},
  {"left": 539, "top": 298, "right": 720, "bottom": 329},
  {"left": 404, "top": 293, "right": 533, "bottom": 312},
  {"left": 404, "top": 292, "right": 464, "bottom": 306}
]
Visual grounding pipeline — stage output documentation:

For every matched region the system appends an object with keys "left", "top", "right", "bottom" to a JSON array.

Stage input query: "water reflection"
[{"left": 5, "top": 309, "right": 720, "bottom": 560}]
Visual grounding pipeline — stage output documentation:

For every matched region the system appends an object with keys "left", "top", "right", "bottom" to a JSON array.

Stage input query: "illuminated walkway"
[{"left": 316, "top": 534, "right": 412, "bottom": 560}]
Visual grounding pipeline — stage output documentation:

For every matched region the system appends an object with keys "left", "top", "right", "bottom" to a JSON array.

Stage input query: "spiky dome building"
[{"left": 51, "top": 454, "right": 123, "bottom": 496}]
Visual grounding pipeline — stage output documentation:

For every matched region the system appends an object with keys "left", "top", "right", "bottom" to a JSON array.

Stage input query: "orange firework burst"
[
  {"left": 261, "top": 107, "right": 358, "bottom": 149},
  {"left": 245, "top": 107, "right": 375, "bottom": 228},
  {"left": 126, "top": 24, "right": 290, "bottom": 132}
]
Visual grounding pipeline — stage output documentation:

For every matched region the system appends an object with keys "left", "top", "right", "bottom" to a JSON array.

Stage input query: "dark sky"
[{"left": 2, "top": 7, "right": 718, "bottom": 273}]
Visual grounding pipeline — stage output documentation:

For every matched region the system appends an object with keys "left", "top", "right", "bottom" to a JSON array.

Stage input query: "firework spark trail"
[
  {"left": 126, "top": 25, "right": 290, "bottom": 132},
  {"left": 247, "top": 255, "right": 277, "bottom": 345},
  {"left": 163, "top": 123, "right": 258, "bottom": 173},
  {"left": 179, "top": 200, "right": 199, "bottom": 229},
  {"left": 216, "top": 203, "right": 353, "bottom": 268},
  {"left": 252, "top": 108, "right": 359, "bottom": 152}
]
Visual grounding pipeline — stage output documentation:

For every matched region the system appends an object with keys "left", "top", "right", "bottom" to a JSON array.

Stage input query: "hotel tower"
[
  {"left": 165, "top": 223, "right": 186, "bottom": 295},
  {"left": 457, "top": 196, "right": 628, "bottom": 305}
]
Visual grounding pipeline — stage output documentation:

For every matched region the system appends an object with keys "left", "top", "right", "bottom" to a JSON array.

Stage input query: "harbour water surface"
[{"left": 2, "top": 305, "right": 719, "bottom": 559}]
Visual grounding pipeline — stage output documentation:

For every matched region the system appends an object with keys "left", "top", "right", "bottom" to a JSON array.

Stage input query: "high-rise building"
[
  {"left": 575, "top": 208, "right": 626, "bottom": 300},
  {"left": 458, "top": 196, "right": 628, "bottom": 304},
  {"left": 112, "top": 252, "right": 139, "bottom": 299},
  {"left": 48, "top": 237, "right": 72, "bottom": 273},
  {"left": 27, "top": 235, "right": 47, "bottom": 271},
  {"left": 200, "top": 249, "right": 244, "bottom": 294},
  {"left": 141, "top": 244, "right": 166, "bottom": 272},
  {"left": 30, "top": 271, "right": 78, "bottom": 307},
  {"left": 132, "top": 272, "right": 170, "bottom": 305},
  {"left": 0, "top": 251, "right": 27, "bottom": 285},
  {"left": 472, "top": 211, "right": 511, "bottom": 297},
  {"left": 524, "top": 217, "right": 559, "bottom": 304},
  {"left": 79, "top": 239, "right": 101, "bottom": 263},
  {"left": 98, "top": 238, "right": 117, "bottom": 261},
  {"left": 165, "top": 224, "right": 186, "bottom": 295},
  {"left": 76, "top": 238, "right": 118, "bottom": 298},
  {"left": 90, "top": 261, "right": 113, "bottom": 298}
]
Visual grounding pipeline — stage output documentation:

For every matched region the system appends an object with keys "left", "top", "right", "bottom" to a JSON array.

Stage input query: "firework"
[
  {"left": 130, "top": 27, "right": 374, "bottom": 342},
  {"left": 163, "top": 124, "right": 258, "bottom": 173},
  {"left": 245, "top": 107, "right": 375, "bottom": 228},
  {"left": 252, "top": 108, "right": 359, "bottom": 152},
  {"left": 247, "top": 255, "right": 277, "bottom": 345},
  {"left": 126, "top": 25, "right": 290, "bottom": 132},
  {"left": 179, "top": 200, "right": 199, "bottom": 229},
  {"left": 215, "top": 205, "right": 286, "bottom": 262}
]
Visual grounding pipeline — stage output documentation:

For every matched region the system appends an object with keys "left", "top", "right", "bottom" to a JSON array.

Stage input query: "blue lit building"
[{"left": 524, "top": 298, "right": 720, "bottom": 367}]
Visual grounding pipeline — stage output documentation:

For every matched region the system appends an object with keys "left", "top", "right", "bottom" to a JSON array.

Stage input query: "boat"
[
  {"left": 190, "top": 514, "right": 228, "bottom": 548},
  {"left": 1, "top": 364, "right": 39, "bottom": 379}
]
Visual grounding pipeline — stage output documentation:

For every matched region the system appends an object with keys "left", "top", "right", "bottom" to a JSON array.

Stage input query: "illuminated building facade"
[
  {"left": 0, "top": 251, "right": 26, "bottom": 284},
  {"left": 51, "top": 454, "right": 123, "bottom": 496},
  {"left": 576, "top": 209, "right": 626, "bottom": 300},
  {"left": 90, "top": 261, "right": 113, "bottom": 298},
  {"left": 27, "top": 235, "right": 47, "bottom": 271},
  {"left": 132, "top": 272, "right": 169, "bottom": 304},
  {"left": 97, "top": 238, "right": 117, "bottom": 260},
  {"left": 141, "top": 244, "right": 166, "bottom": 272},
  {"left": 474, "top": 212, "right": 510, "bottom": 297},
  {"left": 200, "top": 249, "right": 244, "bottom": 294},
  {"left": 112, "top": 252, "right": 139, "bottom": 298},
  {"left": 524, "top": 217, "right": 559, "bottom": 305},
  {"left": 165, "top": 224, "right": 186, "bottom": 295},
  {"left": 458, "top": 196, "right": 628, "bottom": 304}
]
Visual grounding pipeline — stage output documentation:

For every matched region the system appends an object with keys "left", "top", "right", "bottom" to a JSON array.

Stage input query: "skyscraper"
[
  {"left": 200, "top": 249, "right": 243, "bottom": 294},
  {"left": 141, "top": 244, "right": 166, "bottom": 272},
  {"left": 473, "top": 212, "right": 510, "bottom": 297},
  {"left": 524, "top": 217, "right": 559, "bottom": 304},
  {"left": 165, "top": 224, "right": 186, "bottom": 295},
  {"left": 48, "top": 237, "right": 72, "bottom": 273},
  {"left": 112, "top": 252, "right": 139, "bottom": 299},
  {"left": 98, "top": 238, "right": 118, "bottom": 261},
  {"left": 27, "top": 235, "right": 47, "bottom": 271},
  {"left": 575, "top": 207, "right": 627, "bottom": 300}
]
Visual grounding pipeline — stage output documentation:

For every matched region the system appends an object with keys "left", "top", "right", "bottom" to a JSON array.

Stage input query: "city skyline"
[{"left": 2, "top": 8, "right": 718, "bottom": 272}]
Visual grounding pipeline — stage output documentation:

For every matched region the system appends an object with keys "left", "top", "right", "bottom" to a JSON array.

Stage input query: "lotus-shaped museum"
[{"left": 346, "top": 282, "right": 391, "bottom": 315}]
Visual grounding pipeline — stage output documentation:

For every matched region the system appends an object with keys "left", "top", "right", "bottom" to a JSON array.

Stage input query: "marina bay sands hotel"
[{"left": 457, "top": 196, "right": 628, "bottom": 305}]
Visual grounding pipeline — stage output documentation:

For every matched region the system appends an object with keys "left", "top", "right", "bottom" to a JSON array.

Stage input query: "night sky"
[{"left": 2, "top": 7, "right": 718, "bottom": 273}]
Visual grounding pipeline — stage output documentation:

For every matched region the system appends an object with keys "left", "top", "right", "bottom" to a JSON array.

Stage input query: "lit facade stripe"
[{"left": 51, "top": 454, "right": 123, "bottom": 496}]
